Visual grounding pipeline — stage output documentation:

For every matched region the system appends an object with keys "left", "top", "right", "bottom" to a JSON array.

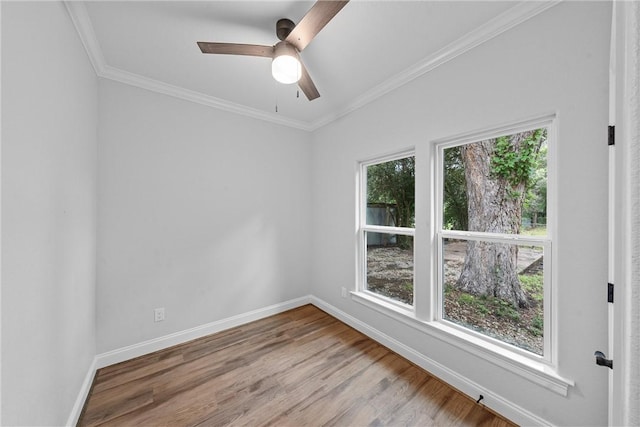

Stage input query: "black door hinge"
[
  {"left": 608, "top": 282, "right": 614, "bottom": 303},
  {"left": 608, "top": 125, "right": 615, "bottom": 146}
]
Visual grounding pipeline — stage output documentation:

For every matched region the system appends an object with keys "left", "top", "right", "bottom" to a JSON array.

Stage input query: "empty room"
[{"left": 2, "top": 1, "right": 639, "bottom": 426}]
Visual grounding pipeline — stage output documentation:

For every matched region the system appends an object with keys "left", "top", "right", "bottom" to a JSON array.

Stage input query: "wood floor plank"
[{"left": 78, "top": 305, "right": 516, "bottom": 427}]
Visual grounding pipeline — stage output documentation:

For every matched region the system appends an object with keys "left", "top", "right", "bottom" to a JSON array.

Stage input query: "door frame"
[{"left": 610, "top": 1, "right": 640, "bottom": 425}]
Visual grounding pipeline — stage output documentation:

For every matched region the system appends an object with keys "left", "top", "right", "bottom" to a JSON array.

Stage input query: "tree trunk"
[{"left": 457, "top": 135, "right": 531, "bottom": 308}]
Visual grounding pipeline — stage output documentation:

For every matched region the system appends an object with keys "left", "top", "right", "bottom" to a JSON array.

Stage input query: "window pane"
[
  {"left": 442, "top": 238, "right": 544, "bottom": 355},
  {"left": 366, "top": 232, "right": 414, "bottom": 305},
  {"left": 443, "top": 129, "right": 547, "bottom": 235},
  {"left": 367, "top": 156, "right": 415, "bottom": 227}
]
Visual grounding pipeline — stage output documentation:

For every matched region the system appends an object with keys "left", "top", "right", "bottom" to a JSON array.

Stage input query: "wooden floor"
[{"left": 79, "top": 305, "right": 515, "bottom": 426}]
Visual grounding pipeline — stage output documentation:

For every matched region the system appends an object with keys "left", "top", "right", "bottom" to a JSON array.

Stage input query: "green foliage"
[
  {"left": 444, "top": 284, "right": 453, "bottom": 295},
  {"left": 443, "top": 146, "right": 468, "bottom": 230},
  {"left": 519, "top": 273, "right": 544, "bottom": 303},
  {"left": 456, "top": 292, "right": 519, "bottom": 320},
  {"left": 477, "top": 304, "right": 490, "bottom": 316},
  {"left": 443, "top": 129, "right": 547, "bottom": 231},
  {"left": 456, "top": 293, "right": 489, "bottom": 316},
  {"left": 367, "top": 157, "right": 415, "bottom": 229},
  {"left": 522, "top": 144, "right": 548, "bottom": 227},
  {"left": 529, "top": 315, "right": 544, "bottom": 337},
  {"left": 490, "top": 129, "right": 546, "bottom": 190},
  {"left": 495, "top": 299, "right": 521, "bottom": 321},
  {"left": 458, "top": 293, "right": 476, "bottom": 305},
  {"left": 521, "top": 227, "right": 547, "bottom": 236}
]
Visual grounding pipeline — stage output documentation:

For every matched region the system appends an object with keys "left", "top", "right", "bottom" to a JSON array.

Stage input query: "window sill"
[{"left": 350, "top": 291, "right": 574, "bottom": 396}]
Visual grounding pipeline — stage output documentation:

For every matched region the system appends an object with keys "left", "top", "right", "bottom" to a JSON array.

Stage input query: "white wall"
[
  {"left": 97, "top": 79, "right": 312, "bottom": 353},
  {"left": 0, "top": 1, "right": 619, "bottom": 425},
  {"left": 1, "top": 2, "right": 98, "bottom": 425},
  {"left": 311, "top": 2, "right": 611, "bottom": 426}
]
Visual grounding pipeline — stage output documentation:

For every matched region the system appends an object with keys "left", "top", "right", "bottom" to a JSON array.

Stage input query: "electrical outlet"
[
  {"left": 154, "top": 307, "right": 165, "bottom": 322},
  {"left": 341, "top": 287, "right": 347, "bottom": 298}
]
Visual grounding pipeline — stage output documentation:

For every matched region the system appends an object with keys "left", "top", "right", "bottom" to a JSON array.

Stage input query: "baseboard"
[
  {"left": 309, "top": 296, "right": 552, "bottom": 427},
  {"left": 95, "top": 296, "right": 311, "bottom": 369},
  {"left": 76, "top": 294, "right": 549, "bottom": 426},
  {"left": 66, "top": 356, "right": 97, "bottom": 427}
]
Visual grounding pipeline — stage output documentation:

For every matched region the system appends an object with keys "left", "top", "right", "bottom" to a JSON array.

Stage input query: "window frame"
[
  {"left": 357, "top": 149, "right": 416, "bottom": 310},
  {"left": 352, "top": 115, "right": 571, "bottom": 395},
  {"left": 433, "top": 117, "right": 556, "bottom": 365}
]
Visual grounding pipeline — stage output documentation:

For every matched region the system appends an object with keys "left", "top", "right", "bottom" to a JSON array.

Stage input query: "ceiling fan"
[{"left": 197, "top": 0, "right": 349, "bottom": 101}]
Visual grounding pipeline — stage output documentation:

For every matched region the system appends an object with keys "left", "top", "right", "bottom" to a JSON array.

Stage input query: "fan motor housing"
[{"left": 276, "top": 18, "right": 296, "bottom": 41}]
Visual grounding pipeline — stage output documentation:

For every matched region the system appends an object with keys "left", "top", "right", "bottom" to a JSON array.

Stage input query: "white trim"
[
  {"left": 100, "top": 65, "right": 314, "bottom": 132},
  {"left": 95, "top": 296, "right": 310, "bottom": 369},
  {"left": 69, "top": 294, "right": 562, "bottom": 426},
  {"left": 431, "top": 112, "right": 558, "bottom": 148},
  {"left": 439, "top": 230, "right": 549, "bottom": 245},
  {"left": 0, "top": 2, "right": 3, "bottom": 423},
  {"left": 607, "top": 5, "right": 616, "bottom": 425},
  {"left": 433, "top": 115, "right": 557, "bottom": 367},
  {"left": 358, "top": 151, "right": 417, "bottom": 305},
  {"left": 362, "top": 225, "right": 415, "bottom": 236},
  {"left": 65, "top": 357, "right": 97, "bottom": 427},
  {"left": 63, "top": 1, "right": 559, "bottom": 132},
  {"left": 310, "top": 295, "right": 555, "bottom": 427},
  {"left": 311, "top": 1, "right": 561, "bottom": 130},
  {"left": 350, "top": 290, "right": 572, "bottom": 396},
  {"left": 64, "top": 1, "right": 107, "bottom": 76},
  {"left": 612, "top": 1, "right": 640, "bottom": 425},
  {"left": 63, "top": 2, "right": 313, "bottom": 132},
  {"left": 360, "top": 147, "right": 416, "bottom": 166}
]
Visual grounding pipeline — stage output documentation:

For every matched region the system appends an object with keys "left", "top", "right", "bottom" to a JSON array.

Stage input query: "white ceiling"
[{"left": 67, "top": 1, "right": 557, "bottom": 130}]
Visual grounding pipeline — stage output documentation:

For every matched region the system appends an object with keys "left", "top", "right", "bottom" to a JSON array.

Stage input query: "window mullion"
[
  {"left": 362, "top": 224, "right": 415, "bottom": 236},
  {"left": 439, "top": 230, "right": 549, "bottom": 245}
]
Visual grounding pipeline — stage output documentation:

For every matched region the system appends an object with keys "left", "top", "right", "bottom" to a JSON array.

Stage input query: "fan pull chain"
[{"left": 296, "top": 62, "right": 300, "bottom": 99}]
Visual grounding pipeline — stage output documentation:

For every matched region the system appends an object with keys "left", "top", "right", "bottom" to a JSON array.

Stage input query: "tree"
[
  {"left": 456, "top": 129, "right": 545, "bottom": 308},
  {"left": 367, "top": 157, "right": 415, "bottom": 248},
  {"left": 443, "top": 146, "right": 468, "bottom": 230},
  {"left": 523, "top": 144, "right": 547, "bottom": 228}
]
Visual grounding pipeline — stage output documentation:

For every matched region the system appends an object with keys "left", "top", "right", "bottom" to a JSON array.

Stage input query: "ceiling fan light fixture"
[{"left": 272, "top": 42, "right": 301, "bottom": 84}]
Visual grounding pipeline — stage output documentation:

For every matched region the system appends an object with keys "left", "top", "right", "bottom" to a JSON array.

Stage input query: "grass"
[
  {"left": 521, "top": 226, "right": 547, "bottom": 236},
  {"left": 454, "top": 292, "right": 520, "bottom": 320},
  {"left": 529, "top": 315, "right": 544, "bottom": 337},
  {"left": 441, "top": 275, "right": 543, "bottom": 319},
  {"left": 519, "top": 273, "right": 544, "bottom": 303},
  {"left": 445, "top": 272, "right": 545, "bottom": 354},
  {"left": 371, "top": 245, "right": 545, "bottom": 354}
]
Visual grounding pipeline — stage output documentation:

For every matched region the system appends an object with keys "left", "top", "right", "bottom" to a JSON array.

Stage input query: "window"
[
  {"left": 437, "top": 126, "right": 551, "bottom": 359},
  {"left": 355, "top": 116, "right": 557, "bottom": 374},
  {"left": 359, "top": 152, "right": 415, "bottom": 307}
]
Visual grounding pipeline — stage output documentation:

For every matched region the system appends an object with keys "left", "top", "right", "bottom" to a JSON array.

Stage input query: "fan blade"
[
  {"left": 298, "top": 60, "right": 320, "bottom": 101},
  {"left": 285, "top": 0, "right": 349, "bottom": 52},
  {"left": 197, "top": 42, "right": 274, "bottom": 58}
]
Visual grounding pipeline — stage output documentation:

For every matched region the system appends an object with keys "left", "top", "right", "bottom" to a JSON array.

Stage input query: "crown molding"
[
  {"left": 63, "top": 1, "right": 313, "bottom": 131},
  {"left": 100, "top": 65, "right": 315, "bottom": 131},
  {"left": 308, "top": 0, "right": 561, "bottom": 131},
  {"left": 64, "top": 1, "right": 107, "bottom": 76},
  {"left": 65, "top": 1, "right": 560, "bottom": 133}
]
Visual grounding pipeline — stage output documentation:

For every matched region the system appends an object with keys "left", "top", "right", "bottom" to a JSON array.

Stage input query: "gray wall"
[
  {"left": 96, "top": 80, "right": 312, "bottom": 353},
  {"left": 1, "top": 3, "right": 98, "bottom": 424},
  {"left": 0, "top": 1, "right": 619, "bottom": 425},
  {"left": 310, "top": 2, "right": 611, "bottom": 425}
]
